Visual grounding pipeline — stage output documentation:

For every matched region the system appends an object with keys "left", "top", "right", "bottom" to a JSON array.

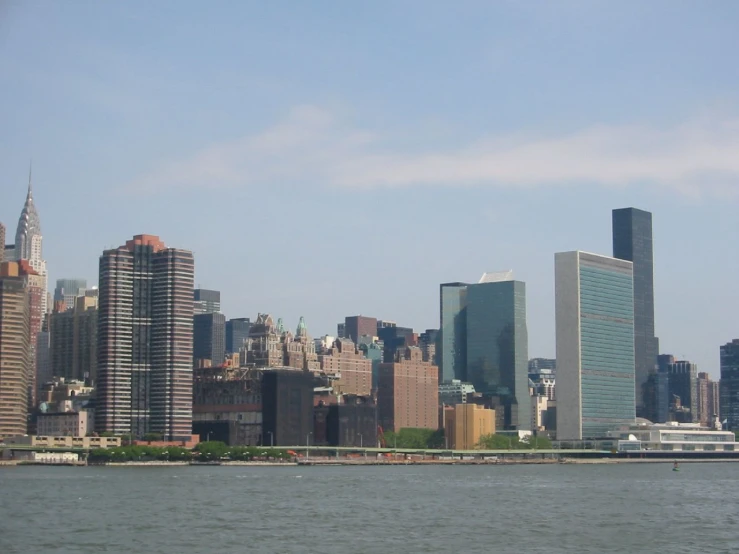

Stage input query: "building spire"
[{"left": 28, "top": 160, "right": 32, "bottom": 196}]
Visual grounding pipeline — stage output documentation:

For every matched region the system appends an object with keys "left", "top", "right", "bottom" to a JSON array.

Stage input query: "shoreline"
[{"left": 2, "top": 458, "right": 739, "bottom": 467}]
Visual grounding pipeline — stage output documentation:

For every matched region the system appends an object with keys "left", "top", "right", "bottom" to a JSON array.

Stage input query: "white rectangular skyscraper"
[{"left": 555, "top": 251, "right": 636, "bottom": 440}]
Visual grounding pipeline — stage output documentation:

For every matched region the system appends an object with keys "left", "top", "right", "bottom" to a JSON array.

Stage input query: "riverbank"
[{"left": 3, "top": 457, "right": 739, "bottom": 467}]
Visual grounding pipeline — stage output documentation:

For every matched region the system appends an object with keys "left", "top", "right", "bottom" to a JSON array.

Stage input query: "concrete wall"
[{"left": 555, "top": 252, "right": 582, "bottom": 440}]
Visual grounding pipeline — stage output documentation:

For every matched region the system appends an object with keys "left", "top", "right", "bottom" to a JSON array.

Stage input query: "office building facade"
[
  {"left": 556, "top": 251, "right": 636, "bottom": 440},
  {"left": 344, "top": 315, "right": 377, "bottom": 344},
  {"left": 377, "top": 324, "right": 416, "bottom": 363},
  {"left": 696, "top": 372, "right": 720, "bottom": 427},
  {"left": 666, "top": 360, "right": 698, "bottom": 422},
  {"left": 439, "top": 282, "right": 468, "bottom": 383},
  {"left": 612, "top": 208, "right": 659, "bottom": 418},
  {"left": 96, "top": 234, "right": 194, "bottom": 441},
  {"left": 377, "top": 346, "right": 439, "bottom": 432},
  {"left": 193, "top": 288, "right": 220, "bottom": 315},
  {"left": 53, "top": 278, "right": 87, "bottom": 311},
  {"left": 465, "top": 277, "right": 530, "bottom": 430},
  {"left": 50, "top": 294, "right": 98, "bottom": 382},
  {"left": 225, "top": 317, "right": 251, "bottom": 354},
  {"left": 0, "top": 265, "right": 30, "bottom": 438},
  {"left": 443, "top": 403, "right": 495, "bottom": 450},
  {"left": 261, "top": 369, "right": 314, "bottom": 446},
  {"left": 193, "top": 312, "right": 226, "bottom": 367},
  {"left": 319, "top": 338, "right": 372, "bottom": 397},
  {"left": 720, "top": 340, "right": 739, "bottom": 431}
]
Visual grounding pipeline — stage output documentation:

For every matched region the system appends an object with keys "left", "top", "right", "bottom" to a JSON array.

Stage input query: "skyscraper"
[
  {"left": 319, "top": 338, "right": 373, "bottom": 396},
  {"left": 344, "top": 315, "right": 377, "bottom": 344},
  {"left": 0, "top": 262, "right": 30, "bottom": 439},
  {"left": 225, "top": 317, "right": 251, "bottom": 355},
  {"left": 193, "top": 289, "right": 220, "bottom": 315},
  {"left": 465, "top": 273, "right": 530, "bottom": 430},
  {"left": 193, "top": 312, "right": 226, "bottom": 367},
  {"left": 720, "top": 339, "right": 739, "bottom": 431},
  {"left": 49, "top": 294, "right": 98, "bottom": 382},
  {"left": 96, "top": 234, "right": 194, "bottom": 441},
  {"left": 439, "top": 282, "right": 468, "bottom": 383},
  {"left": 53, "top": 278, "right": 88, "bottom": 310},
  {"left": 696, "top": 372, "right": 720, "bottom": 427},
  {"left": 666, "top": 360, "right": 698, "bottom": 422},
  {"left": 0, "top": 222, "right": 5, "bottom": 263},
  {"left": 556, "top": 251, "right": 636, "bottom": 440},
  {"left": 378, "top": 346, "right": 439, "bottom": 432},
  {"left": 612, "top": 208, "right": 659, "bottom": 418},
  {"left": 14, "top": 167, "right": 48, "bottom": 317}
]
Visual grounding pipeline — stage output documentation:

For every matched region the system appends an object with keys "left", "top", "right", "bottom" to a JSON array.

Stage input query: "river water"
[{"left": 2, "top": 463, "right": 738, "bottom": 553}]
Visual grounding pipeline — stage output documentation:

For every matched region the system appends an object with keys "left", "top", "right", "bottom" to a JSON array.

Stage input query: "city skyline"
[{"left": 2, "top": 2, "right": 738, "bottom": 376}]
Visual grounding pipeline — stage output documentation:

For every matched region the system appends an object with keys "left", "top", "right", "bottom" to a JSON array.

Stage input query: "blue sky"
[{"left": 1, "top": 1, "right": 738, "bottom": 376}]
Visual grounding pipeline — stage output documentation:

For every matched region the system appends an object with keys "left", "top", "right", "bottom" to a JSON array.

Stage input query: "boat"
[{"left": 672, "top": 461, "right": 680, "bottom": 472}]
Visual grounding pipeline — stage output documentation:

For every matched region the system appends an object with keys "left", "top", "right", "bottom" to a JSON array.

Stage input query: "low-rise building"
[
  {"left": 443, "top": 404, "right": 495, "bottom": 450},
  {"left": 608, "top": 419, "right": 738, "bottom": 452},
  {"left": 12, "top": 451, "right": 79, "bottom": 463},
  {"left": 37, "top": 410, "right": 92, "bottom": 437},
  {"left": 4, "top": 435, "right": 121, "bottom": 449}
]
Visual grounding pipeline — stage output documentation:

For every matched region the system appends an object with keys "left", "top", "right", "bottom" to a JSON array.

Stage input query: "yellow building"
[{"left": 444, "top": 404, "right": 495, "bottom": 450}]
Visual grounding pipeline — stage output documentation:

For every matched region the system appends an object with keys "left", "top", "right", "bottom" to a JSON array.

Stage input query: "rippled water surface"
[{"left": 2, "top": 463, "right": 739, "bottom": 553}]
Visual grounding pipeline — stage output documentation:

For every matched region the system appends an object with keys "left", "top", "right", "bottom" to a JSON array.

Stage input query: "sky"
[{"left": 1, "top": 1, "right": 738, "bottom": 377}]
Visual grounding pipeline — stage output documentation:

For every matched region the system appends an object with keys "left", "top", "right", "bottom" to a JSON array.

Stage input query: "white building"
[
  {"left": 608, "top": 419, "right": 738, "bottom": 452},
  {"left": 12, "top": 451, "right": 79, "bottom": 463}
]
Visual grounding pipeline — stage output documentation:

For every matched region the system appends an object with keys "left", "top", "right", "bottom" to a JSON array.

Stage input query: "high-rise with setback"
[
  {"left": 96, "top": 234, "right": 195, "bottom": 440},
  {"left": 14, "top": 168, "right": 48, "bottom": 317},
  {"left": 0, "top": 262, "right": 30, "bottom": 438},
  {"left": 612, "top": 208, "right": 658, "bottom": 419}
]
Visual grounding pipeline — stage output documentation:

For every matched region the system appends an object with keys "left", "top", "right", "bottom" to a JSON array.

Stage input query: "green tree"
[
  {"left": 142, "top": 433, "right": 164, "bottom": 442},
  {"left": 427, "top": 428, "right": 445, "bottom": 449},
  {"left": 195, "top": 440, "right": 229, "bottom": 461},
  {"left": 524, "top": 434, "right": 552, "bottom": 449},
  {"left": 88, "top": 448, "right": 112, "bottom": 462},
  {"left": 384, "top": 428, "right": 440, "bottom": 449}
]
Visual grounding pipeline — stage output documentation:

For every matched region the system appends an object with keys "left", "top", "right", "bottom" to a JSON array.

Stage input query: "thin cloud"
[{"left": 125, "top": 107, "right": 739, "bottom": 197}]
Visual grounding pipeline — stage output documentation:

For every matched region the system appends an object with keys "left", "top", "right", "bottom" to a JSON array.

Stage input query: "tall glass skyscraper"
[
  {"left": 465, "top": 275, "right": 529, "bottom": 430},
  {"left": 556, "top": 251, "right": 636, "bottom": 440},
  {"left": 720, "top": 339, "right": 739, "bottom": 430},
  {"left": 226, "top": 317, "right": 251, "bottom": 354},
  {"left": 612, "top": 208, "right": 658, "bottom": 418},
  {"left": 53, "top": 278, "right": 88, "bottom": 310},
  {"left": 439, "top": 282, "right": 468, "bottom": 383}
]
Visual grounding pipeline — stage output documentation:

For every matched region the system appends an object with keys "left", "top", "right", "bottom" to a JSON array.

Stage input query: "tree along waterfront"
[{"left": 88, "top": 442, "right": 292, "bottom": 463}]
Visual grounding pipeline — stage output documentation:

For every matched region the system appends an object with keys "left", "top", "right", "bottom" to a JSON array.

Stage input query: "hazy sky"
[{"left": 1, "top": 1, "right": 738, "bottom": 376}]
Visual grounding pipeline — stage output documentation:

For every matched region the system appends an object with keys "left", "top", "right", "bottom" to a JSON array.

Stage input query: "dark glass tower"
[
  {"left": 439, "top": 282, "right": 468, "bottom": 383},
  {"left": 193, "top": 313, "right": 226, "bottom": 366},
  {"left": 612, "top": 208, "right": 659, "bottom": 419},
  {"left": 225, "top": 317, "right": 251, "bottom": 354},
  {"left": 465, "top": 279, "right": 529, "bottom": 430},
  {"left": 720, "top": 340, "right": 739, "bottom": 430}
]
